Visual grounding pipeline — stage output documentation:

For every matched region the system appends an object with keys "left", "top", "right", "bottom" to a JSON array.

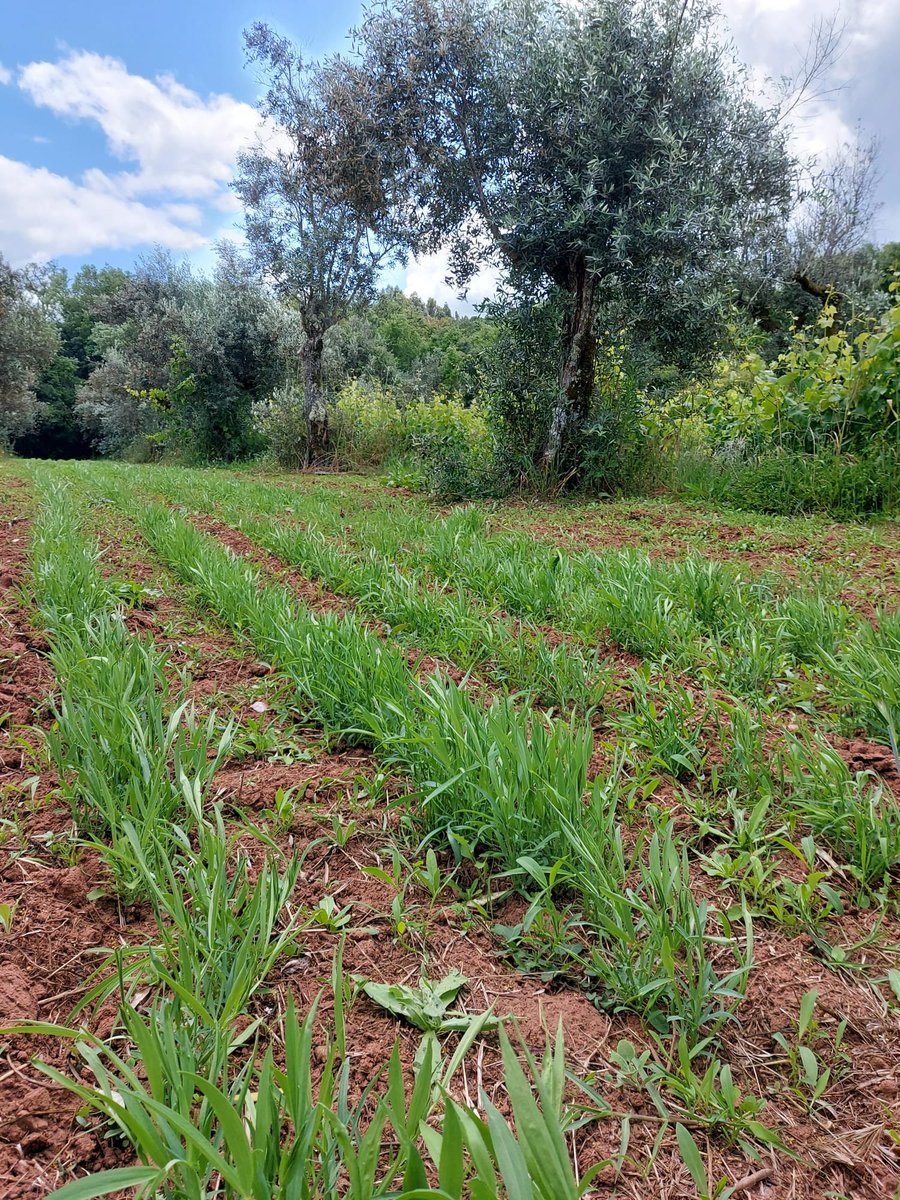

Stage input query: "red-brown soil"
[
  {"left": 1, "top": 472, "right": 899, "bottom": 1198},
  {"left": 0, "top": 488, "right": 153, "bottom": 1194}
]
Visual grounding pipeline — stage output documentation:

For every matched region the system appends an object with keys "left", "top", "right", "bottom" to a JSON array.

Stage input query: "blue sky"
[
  {"left": 0, "top": 1, "right": 362, "bottom": 273},
  {"left": 2, "top": 0, "right": 898, "bottom": 308}
]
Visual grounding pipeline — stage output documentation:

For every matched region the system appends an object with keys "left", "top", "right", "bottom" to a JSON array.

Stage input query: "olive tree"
[
  {"left": 330, "top": 0, "right": 793, "bottom": 475},
  {"left": 171, "top": 246, "right": 291, "bottom": 461},
  {"left": 234, "top": 23, "right": 404, "bottom": 463},
  {"left": 791, "top": 133, "right": 882, "bottom": 312},
  {"left": 0, "top": 255, "right": 59, "bottom": 446}
]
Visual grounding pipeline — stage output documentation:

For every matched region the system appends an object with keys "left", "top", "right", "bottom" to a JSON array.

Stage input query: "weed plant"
[{"left": 783, "top": 731, "right": 900, "bottom": 891}]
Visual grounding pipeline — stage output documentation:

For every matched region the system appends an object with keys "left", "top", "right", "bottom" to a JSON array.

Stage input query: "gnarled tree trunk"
[
  {"left": 301, "top": 329, "right": 329, "bottom": 466},
  {"left": 792, "top": 272, "right": 844, "bottom": 335},
  {"left": 541, "top": 255, "right": 598, "bottom": 478}
]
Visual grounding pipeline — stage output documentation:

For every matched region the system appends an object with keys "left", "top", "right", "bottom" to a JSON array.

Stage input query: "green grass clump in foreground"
[
  {"left": 27, "top": 474, "right": 232, "bottom": 897},
  {"left": 8, "top": 804, "right": 604, "bottom": 1200}
]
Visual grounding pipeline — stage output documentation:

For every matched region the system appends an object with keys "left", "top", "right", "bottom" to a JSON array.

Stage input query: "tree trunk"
[
  {"left": 540, "top": 256, "right": 598, "bottom": 478},
  {"left": 792, "top": 272, "right": 843, "bottom": 335},
  {"left": 301, "top": 330, "right": 328, "bottom": 466}
]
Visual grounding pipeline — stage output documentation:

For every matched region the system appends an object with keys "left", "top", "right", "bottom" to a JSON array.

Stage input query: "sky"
[{"left": 1, "top": 0, "right": 898, "bottom": 310}]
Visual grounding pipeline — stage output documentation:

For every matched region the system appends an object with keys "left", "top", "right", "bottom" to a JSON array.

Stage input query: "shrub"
[
  {"left": 402, "top": 393, "right": 502, "bottom": 499},
  {"left": 671, "top": 299, "right": 900, "bottom": 458},
  {"left": 252, "top": 385, "right": 309, "bottom": 470},
  {"left": 580, "top": 367, "right": 662, "bottom": 496},
  {"left": 328, "top": 379, "right": 403, "bottom": 467},
  {"left": 477, "top": 297, "right": 561, "bottom": 467},
  {"left": 661, "top": 297, "right": 900, "bottom": 517},
  {"left": 255, "top": 377, "right": 497, "bottom": 493},
  {"left": 675, "top": 444, "right": 899, "bottom": 518}
]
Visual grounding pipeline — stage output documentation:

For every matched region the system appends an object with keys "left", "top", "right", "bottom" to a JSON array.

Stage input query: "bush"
[
  {"left": 675, "top": 445, "right": 899, "bottom": 519},
  {"left": 121, "top": 434, "right": 165, "bottom": 464},
  {"left": 669, "top": 299, "right": 900, "bottom": 458},
  {"left": 477, "top": 298, "right": 561, "bottom": 468},
  {"left": 253, "top": 378, "right": 498, "bottom": 494},
  {"left": 252, "top": 385, "right": 309, "bottom": 470},
  {"left": 330, "top": 379, "right": 403, "bottom": 467},
  {"left": 658, "top": 297, "right": 900, "bottom": 518},
  {"left": 579, "top": 363, "right": 663, "bottom": 496}
]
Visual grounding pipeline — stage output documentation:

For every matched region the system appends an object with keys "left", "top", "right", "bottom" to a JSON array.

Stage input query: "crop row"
[
  {"left": 63, "top": 463, "right": 900, "bottom": 927},
  {"left": 9, "top": 468, "right": 605, "bottom": 1199},
  {"left": 119, "top": 463, "right": 898, "bottom": 744},
  {"left": 75, "top": 467, "right": 900, "bottom": 962},
  {"left": 50, "top": 466, "right": 762, "bottom": 1042},
  {"left": 9, "top": 463, "right": 900, "bottom": 1191}
]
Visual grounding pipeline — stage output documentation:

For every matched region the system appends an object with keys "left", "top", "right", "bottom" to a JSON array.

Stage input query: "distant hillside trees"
[
  {"left": 75, "top": 248, "right": 292, "bottom": 461},
  {"left": 323, "top": 288, "right": 496, "bottom": 401}
]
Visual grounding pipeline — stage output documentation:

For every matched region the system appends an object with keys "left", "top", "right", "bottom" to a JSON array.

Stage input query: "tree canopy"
[
  {"left": 326, "top": 0, "right": 793, "bottom": 473},
  {"left": 233, "top": 22, "right": 406, "bottom": 462},
  {"left": 0, "top": 255, "right": 59, "bottom": 447}
]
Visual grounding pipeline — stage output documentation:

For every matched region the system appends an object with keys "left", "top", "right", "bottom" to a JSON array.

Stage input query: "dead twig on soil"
[{"left": 730, "top": 1165, "right": 774, "bottom": 1193}]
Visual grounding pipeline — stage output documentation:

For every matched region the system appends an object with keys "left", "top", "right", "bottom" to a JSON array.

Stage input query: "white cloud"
[
  {"left": 3, "top": 49, "right": 266, "bottom": 264},
  {"left": 18, "top": 51, "right": 260, "bottom": 201},
  {"left": 405, "top": 246, "right": 500, "bottom": 314},
  {"left": 0, "top": 154, "right": 207, "bottom": 265},
  {"left": 0, "top": 63, "right": 11, "bottom": 86},
  {"left": 720, "top": 0, "right": 898, "bottom": 153},
  {"left": 212, "top": 190, "right": 243, "bottom": 214},
  {"left": 720, "top": 0, "right": 900, "bottom": 238}
]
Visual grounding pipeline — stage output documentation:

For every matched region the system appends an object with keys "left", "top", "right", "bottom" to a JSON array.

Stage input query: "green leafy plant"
[
  {"left": 783, "top": 731, "right": 900, "bottom": 891},
  {"left": 772, "top": 988, "right": 849, "bottom": 1114},
  {"left": 361, "top": 970, "right": 497, "bottom": 1033},
  {"left": 311, "top": 894, "right": 354, "bottom": 932}
]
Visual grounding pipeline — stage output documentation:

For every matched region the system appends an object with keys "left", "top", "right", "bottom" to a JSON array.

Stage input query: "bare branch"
[{"left": 777, "top": 10, "right": 848, "bottom": 124}]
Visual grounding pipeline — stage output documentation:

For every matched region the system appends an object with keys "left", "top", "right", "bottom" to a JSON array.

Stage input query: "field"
[{"left": 1, "top": 459, "right": 900, "bottom": 1200}]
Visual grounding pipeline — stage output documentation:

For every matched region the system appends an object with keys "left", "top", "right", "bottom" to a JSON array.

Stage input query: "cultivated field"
[{"left": 1, "top": 460, "right": 899, "bottom": 1199}]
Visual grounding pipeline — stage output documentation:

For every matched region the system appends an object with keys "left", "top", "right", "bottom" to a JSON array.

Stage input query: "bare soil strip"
[{"left": 0, "top": 480, "right": 153, "bottom": 1195}]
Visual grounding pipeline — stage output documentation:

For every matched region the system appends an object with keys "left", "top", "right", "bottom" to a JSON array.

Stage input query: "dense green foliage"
[
  {"left": 661, "top": 295, "right": 900, "bottom": 515},
  {"left": 72, "top": 249, "right": 291, "bottom": 462},
  {"left": 0, "top": 254, "right": 59, "bottom": 446},
  {"left": 5, "top": 2, "right": 899, "bottom": 517},
  {"left": 323, "top": 287, "right": 496, "bottom": 401},
  {"left": 328, "top": 0, "right": 792, "bottom": 475}
]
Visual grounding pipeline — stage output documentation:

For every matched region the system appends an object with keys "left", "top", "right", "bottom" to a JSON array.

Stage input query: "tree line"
[{"left": 2, "top": 0, "right": 897, "bottom": 490}]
